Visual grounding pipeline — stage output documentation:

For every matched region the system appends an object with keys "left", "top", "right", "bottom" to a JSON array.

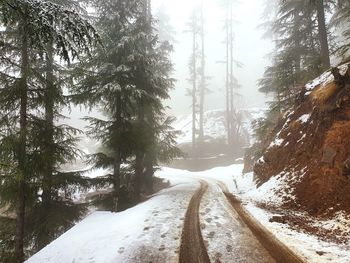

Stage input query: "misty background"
[
  {"left": 152, "top": 0, "right": 274, "bottom": 116},
  {"left": 65, "top": 0, "right": 274, "bottom": 128}
]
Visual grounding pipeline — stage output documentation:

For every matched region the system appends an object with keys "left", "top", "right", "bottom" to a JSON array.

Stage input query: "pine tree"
[
  {"left": 198, "top": 0, "right": 207, "bottom": 143},
  {"left": 154, "top": 5, "right": 176, "bottom": 44},
  {"left": 221, "top": 0, "right": 241, "bottom": 148},
  {"left": 185, "top": 9, "right": 200, "bottom": 153},
  {"left": 253, "top": 0, "right": 336, "bottom": 155},
  {"left": 72, "top": 0, "right": 142, "bottom": 211},
  {"left": 74, "top": 0, "right": 178, "bottom": 208},
  {"left": 258, "top": 0, "right": 334, "bottom": 115},
  {"left": 314, "top": 0, "right": 331, "bottom": 69},
  {"left": 332, "top": 0, "right": 350, "bottom": 58},
  {"left": 0, "top": 0, "right": 98, "bottom": 260},
  {"left": 132, "top": 0, "right": 177, "bottom": 200}
]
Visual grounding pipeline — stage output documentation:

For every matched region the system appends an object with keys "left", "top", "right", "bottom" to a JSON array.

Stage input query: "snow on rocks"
[
  {"left": 297, "top": 114, "right": 311, "bottom": 124},
  {"left": 257, "top": 156, "right": 265, "bottom": 164},
  {"left": 297, "top": 134, "right": 306, "bottom": 143},
  {"left": 305, "top": 63, "right": 349, "bottom": 91},
  {"left": 231, "top": 170, "right": 298, "bottom": 206},
  {"left": 305, "top": 70, "right": 334, "bottom": 91},
  {"left": 269, "top": 137, "right": 284, "bottom": 148}
]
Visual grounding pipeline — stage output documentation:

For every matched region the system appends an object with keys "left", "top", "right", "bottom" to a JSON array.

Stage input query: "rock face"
[{"left": 250, "top": 64, "right": 350, "bottom": 216}]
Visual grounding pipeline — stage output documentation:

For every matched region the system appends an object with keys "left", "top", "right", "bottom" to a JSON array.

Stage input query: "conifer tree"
[
  {"left": 332, "top": 0, "right": 350, "bottom": 57},
  {"left": 185, "top": 9, "right": 200, "bottom": 153},
  {"left": 198, "top": 0, "right": 208, "bottom": 143},
  {"left": 72, "top": 0, "right": 142, "bottom": 211},
  {"left": 0, "top": 0, "right": 97, "bottom": 260},
  {"left": 74, "top": 0, "right": 178, "bottom": 208},
  {"left": 155, "top": 5, "right": 176, "bottom": 44},
  {"left": 259, "top": 0, "right": 334, "bottom": 115},
  {"left": 221, "top": 0, "right": 241, "bottom": 147},
  {"left": 254, "top": 0, "right": 336, "bottom": 152},
  {"left": 133, "top": 0, "right": 177, "bottom": 200}
]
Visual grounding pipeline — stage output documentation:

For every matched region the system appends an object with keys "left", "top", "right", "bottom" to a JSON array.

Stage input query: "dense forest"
[
  {"left": 1, "top": 0, "right": 350, "bottom": 262},
  {"left": 0, "top": 0, "right": 180, "bottom": 261},
  {"left": 251, "top": 0, "right": 350, "bottom": 158}
]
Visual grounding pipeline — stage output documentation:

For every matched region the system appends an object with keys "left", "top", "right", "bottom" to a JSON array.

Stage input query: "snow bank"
[
  {"left": 226, "top": 167, "right": 350, "bottom": 263},
  {"left": 244, "top": 204, "right": 350, "bottom": 263}
]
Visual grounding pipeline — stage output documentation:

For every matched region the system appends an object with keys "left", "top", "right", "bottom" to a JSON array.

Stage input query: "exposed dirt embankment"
[{"left": 251, "top": 64, "right": 350, "bottom": 217}]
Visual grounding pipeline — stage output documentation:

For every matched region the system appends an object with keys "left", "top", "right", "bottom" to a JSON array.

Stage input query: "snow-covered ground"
[
  {"left": 161, "top": 165, "right": 350, "bottom": 263},
  {"left": 27, "top": 174, "right": 199, "bottom": 263},
  {"left": 199, "top": 183, "right": 273, "bottom": 263},
  {"left": 216, "top": 168, "right": 350, "bottom": 263},
  {"left": 27, "top": 164, "right": 350, "bottom": 263}
]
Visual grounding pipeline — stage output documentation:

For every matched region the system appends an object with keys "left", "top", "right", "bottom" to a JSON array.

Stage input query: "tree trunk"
[
  {"left": 38, "top": 41, "right": 55, "bottom": 250},
  {"left": 198, "top": 1, "right": 205, "bottom": 143},
  {"left": 192, "top": 14, "right": 197, "bottom": 154},
  {"left": 15, "top": 11, "right": 29, "bottom": 262},
  {"left": 133, "top": 0, "right": 150, "bottom": 202},
  {"left": 112, "top": 152, "right": 121, "bottom": 211},
  {"left": 147, "top": 0, "right": 152, "bottom": 19},
  {"left": 134, "top": 98, "right": 145, "bottom": 202},
  {"left": 134, "top": 151, "right": 144, "bottom": 202},
  {"left": 225, "top": 3, "right": 230, "bottom": 146},
  {"left": 316, "top": 0, "right": 331, "bottom": 69},
  {"left": 229, "top": 3, "right": 234, "bottom": 147},
  {"left": 144, "top": 153, "right": 154, "bottom": 195},
  {"left": 112, "top": 92, "right": 122, "bottom": 212}
]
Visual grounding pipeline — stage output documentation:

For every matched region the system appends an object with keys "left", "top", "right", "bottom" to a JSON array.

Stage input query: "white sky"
[{"left": 152, "top": 0, "right": 274, "bottom": 116}]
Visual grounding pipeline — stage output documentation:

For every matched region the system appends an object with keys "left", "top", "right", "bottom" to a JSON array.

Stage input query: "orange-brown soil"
[{"left": 251, "top": 71, "right": 350, "bottom": 217}]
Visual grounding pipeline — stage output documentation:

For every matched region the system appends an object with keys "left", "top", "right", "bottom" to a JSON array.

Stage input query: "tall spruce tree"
[
  {"left": 155, "top": 5, "right": 176, "bottom": 44},
  {"left": 132, "top": 0, "right": 177, "bottom": 200},
  {"left": 221, "top": 0, "right": 241, "bottom": 147},
  {"left": 198, "top": 0, "right": 207, "bottom": 143},
  {"left": 259, "top": 0, "right": 334, "bottom": 115},
  {"left": 74, "top": 0, "right": 178, "bottom": 209},
  {"left": 332, "top": 0, "right": 350, "bottom": 57},
  {"left": 253, "top": 0, "right": 337, "bottom": 152},
  {"left": 0, "top": 0, "right": 98, "bottom": 260},
  {"left": 185, "top": 9, "right": 200, "bottom": 153},
  {"left": 72, "top": 0, "right": 142, "bottom": 211}
]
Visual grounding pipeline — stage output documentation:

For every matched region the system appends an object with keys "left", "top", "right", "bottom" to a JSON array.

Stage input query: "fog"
[{"left": 152, "top": 0, "right": 274, "bottom": 116}]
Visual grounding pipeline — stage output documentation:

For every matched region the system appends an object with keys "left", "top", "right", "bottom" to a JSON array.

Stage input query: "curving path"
[{"left": 179, "top": 177, "right": 305, "bottom": 263}]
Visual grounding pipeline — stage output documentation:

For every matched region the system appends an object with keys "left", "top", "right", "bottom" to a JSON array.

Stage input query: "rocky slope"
[{"left": 248, "top": 64, "right": 350, "bottom": 217}]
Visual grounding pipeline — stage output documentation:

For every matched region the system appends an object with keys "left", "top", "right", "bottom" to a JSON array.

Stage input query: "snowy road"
[
  {"left": 27, "top": 166, "right": 304, "bottom": 263},
  {"left": 199, "top": 182, "right": 274, "bottom": 263}
]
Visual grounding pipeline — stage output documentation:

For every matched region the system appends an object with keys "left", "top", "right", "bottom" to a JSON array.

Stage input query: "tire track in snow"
[
  {"left": 179, "top": 180, "right": 211, "bottom": 263},
  {"left": 199, "top": 183, "right": 274, "bottom": 263}
]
